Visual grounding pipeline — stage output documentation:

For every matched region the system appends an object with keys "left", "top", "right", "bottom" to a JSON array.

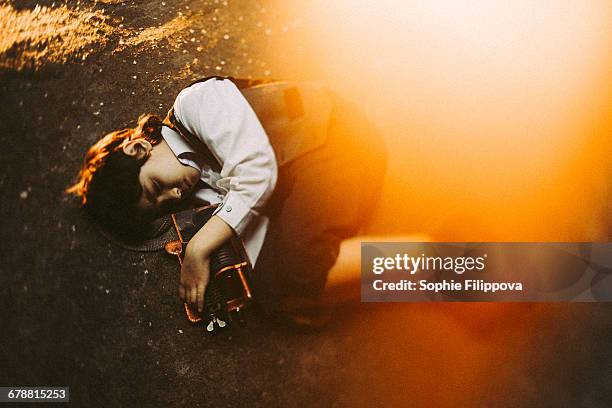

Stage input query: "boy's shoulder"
[{"left": 171, "top": 77, "right": 336, "bottom": 167}]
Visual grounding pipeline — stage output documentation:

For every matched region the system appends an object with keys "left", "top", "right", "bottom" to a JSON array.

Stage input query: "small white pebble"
[
  {"left": 144, "top": 269, "right": 149, "bottom": 275},
  {"left": 19, "top": 191, "right": 28, "bottom": 199},
  {"left": 178, "top": 329, "right": 183, "bottom": 334},
  {"left": 105, "top": 289, "right": 110, "bottom": 294}
]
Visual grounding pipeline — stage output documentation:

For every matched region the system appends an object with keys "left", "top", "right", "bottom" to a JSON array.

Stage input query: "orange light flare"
[
  {"left": 261, "top": 1, "right": 610, "bottom": 404},
  {"left": 266, "top": 0, "right": 612, "bottom": 241}
]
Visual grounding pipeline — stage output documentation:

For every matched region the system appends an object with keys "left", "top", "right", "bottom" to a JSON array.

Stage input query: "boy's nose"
[
  {"left": 160, "top": 187, "right": 181, "bottom": 203},
  {"left": 170, "top": 187, "right": 182, "bottom": 200}
]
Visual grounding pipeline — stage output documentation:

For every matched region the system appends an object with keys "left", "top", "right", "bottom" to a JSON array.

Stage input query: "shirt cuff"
[{"left": 212, "top": 192, "right": 254, "bottom": 235}]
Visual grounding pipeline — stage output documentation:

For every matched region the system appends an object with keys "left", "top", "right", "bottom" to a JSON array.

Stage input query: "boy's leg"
[{"left": 252, "top": 92, "right": 387, "bottom": 308}]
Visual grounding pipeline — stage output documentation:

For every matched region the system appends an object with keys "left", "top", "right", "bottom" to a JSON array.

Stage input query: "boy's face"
[{"left": 123, "top": 139, "right": 201, "bottom": 218}]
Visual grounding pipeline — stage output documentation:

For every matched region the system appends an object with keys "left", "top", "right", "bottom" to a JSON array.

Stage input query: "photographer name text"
[{"left": 372, "top": 279, "right": 523, "bottom": 293}]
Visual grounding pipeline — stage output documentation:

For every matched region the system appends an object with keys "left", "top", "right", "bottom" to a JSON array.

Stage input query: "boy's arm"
[
  {"left": 173, "top": 77, "right": 278, "bottom": 236},
  {"left": 174, "top": 78, "right": 277, "bottom": 310},
  {"left": 179, "top": 215, "right": 233, "bottom": 312}
]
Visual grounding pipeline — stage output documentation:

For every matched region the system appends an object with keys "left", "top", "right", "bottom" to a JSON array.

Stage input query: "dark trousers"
[{"left": 252, "top": 91, "right": 387, "bottom": 308}]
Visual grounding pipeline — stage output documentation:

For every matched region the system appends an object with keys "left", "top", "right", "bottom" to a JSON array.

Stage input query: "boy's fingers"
[
  {"left": 190, "top": 287, "right": 197, "bottom": 305},
  {"left": 185, "top": 285, "right": 192, "bottom": 303},
  {"left": 197, "top": 283, "right": 205, "bottom": 312}
]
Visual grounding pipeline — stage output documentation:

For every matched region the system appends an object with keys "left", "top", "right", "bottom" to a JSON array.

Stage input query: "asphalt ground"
[{"left": 1, "top": 1, "right": 611, "bottom": 406}]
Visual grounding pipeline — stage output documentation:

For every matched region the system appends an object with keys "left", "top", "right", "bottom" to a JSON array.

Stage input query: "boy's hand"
[
  {"left": 178, "top": 215, "right": 234, "bottom": 313},
  {"left": 179, "top": 242, "right": 211, "bottom": 312}
]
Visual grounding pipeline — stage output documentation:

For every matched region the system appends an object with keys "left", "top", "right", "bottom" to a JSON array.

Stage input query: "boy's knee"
[{"left": 253, "top": 234, "right": 340, "bottom": 302}]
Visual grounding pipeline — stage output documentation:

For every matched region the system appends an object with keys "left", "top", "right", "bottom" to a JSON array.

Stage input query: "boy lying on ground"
[{"left": 67, "top": 76, "right": 387, "bottom": 326}]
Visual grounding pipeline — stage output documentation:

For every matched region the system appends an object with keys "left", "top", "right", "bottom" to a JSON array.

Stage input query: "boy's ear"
[{"left": 122, "top": 139, "right": 152, "bottom": 160}]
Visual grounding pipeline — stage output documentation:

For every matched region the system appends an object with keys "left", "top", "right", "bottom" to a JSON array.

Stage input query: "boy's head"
[{"left": 67, "top": 114, "right": 200, "bottom": 241}]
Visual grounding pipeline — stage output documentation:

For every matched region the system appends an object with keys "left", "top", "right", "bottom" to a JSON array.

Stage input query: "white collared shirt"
[{"left": 161, "top": 78, "right": 278, "bottom": 267}]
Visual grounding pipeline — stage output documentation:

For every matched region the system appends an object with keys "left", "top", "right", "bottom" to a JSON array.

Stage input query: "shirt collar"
[
  {"left": 161, "top": 125, "right": 195, "bottom": 156},
  {"left": 161, "top": 125, "right": 201, "bottom": 172}
]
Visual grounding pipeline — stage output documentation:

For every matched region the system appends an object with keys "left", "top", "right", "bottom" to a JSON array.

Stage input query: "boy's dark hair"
[{"left": 66, "top": 114, "right": 163, "bottom": 240}]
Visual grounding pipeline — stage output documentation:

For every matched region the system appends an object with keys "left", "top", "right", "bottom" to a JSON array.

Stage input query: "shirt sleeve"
[{"left": 173, "top": 78, "right": 278, "bottom": 235}]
